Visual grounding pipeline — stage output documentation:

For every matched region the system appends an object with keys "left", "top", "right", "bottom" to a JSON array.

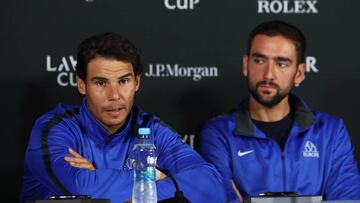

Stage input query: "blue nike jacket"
[
  {"left": 20, "top": 99, "right": 226, "bottom": 203},
  {"left": 198, "top": 94, "right": 360, "bottom": 202}
]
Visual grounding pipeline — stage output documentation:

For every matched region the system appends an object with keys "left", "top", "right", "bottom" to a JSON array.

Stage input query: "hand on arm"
[
  {"left": 64, "top": 148, "right": 95, "bottom": 171},
  {"left": 64, "top": 148, "right": 168, "bottom": 182},
  {"left": 156, "top": 167, "right": 167, "bottom": 181}
]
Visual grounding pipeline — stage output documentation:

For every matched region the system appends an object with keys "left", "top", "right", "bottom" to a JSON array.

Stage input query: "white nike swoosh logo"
[{"left": 238, "top": 150, "right": 254, "bottom": 157}]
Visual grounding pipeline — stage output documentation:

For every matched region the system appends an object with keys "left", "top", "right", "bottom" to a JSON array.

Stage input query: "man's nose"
[
  {"left": 263, "top": 61, "right": 276, "bottom": 80},
  {"left": 108, "top": 83, "right": 121, "bottom": 101}
]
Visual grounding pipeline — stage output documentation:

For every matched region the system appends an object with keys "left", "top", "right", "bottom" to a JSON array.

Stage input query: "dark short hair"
[
  {"left": 247, "top": 20, "right": 306, "bottom": 64},
  {"left": 76, "top": 32, "right": 143, "bottom": 80}
]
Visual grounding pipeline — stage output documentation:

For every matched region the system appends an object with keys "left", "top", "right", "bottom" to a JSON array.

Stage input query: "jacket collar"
[{"left": 236, "top": 94, "right": 316, "bottom": 137}]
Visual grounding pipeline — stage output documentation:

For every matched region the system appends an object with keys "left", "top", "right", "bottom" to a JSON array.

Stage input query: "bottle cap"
[{"left": 138, "top": 128, "right": 151, "bottom": 135}]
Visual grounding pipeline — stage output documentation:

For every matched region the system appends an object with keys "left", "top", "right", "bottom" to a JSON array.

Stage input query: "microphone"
[{"left": 157, "top": 167, "right": 191, "bottom": 203}]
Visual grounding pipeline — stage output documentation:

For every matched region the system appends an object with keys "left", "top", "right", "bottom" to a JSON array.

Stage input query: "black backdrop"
[{"left": 1, "top": 0, "right": 359, "bottom": 201}]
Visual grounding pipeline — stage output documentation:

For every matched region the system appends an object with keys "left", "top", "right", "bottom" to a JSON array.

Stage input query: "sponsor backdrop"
[{"left": 0, "top": 0, "right": 359, "bottom": 201}]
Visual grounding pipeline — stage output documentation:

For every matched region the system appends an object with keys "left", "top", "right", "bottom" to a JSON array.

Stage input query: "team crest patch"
[
  {"left": 303, "top": 141, "right": 319, "bottom": 158},
  {"left": 124, "top": 157, "right": 134, "bottom": 170}
]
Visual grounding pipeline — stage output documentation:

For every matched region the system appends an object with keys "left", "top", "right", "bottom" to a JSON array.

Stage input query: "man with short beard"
[
  {"left": 197, "top": 20, "right": 360, "bottom": 202},
  {"left": 20, "top": 32, "right": 226, "bottom": 203}
]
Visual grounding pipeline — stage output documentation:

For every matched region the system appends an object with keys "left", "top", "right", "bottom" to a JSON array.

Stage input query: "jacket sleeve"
[
  {"left": 324, "top": 119, "right": 360, "bottom": 200},
  {"left": 197, "top": 120, "right": 241, "bottom": 202},
  {"left": 25, "top": 117, "right": 133, "bottom": 201},
  {"left": 152, "top": 121, "right": 226, "bottom": 203}
]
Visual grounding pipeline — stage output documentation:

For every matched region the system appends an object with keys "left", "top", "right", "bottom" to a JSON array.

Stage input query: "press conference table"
[
  {"left": 28, "top": 199, "right": 360, "bottom": 203},
  {"left": 27, "top": 200, "right": 109, "bottom": 203},
  {"left": 322, "top": 201, "right": 360, "bottom": 203},
  {"left": 243, "top": 195, "right": 360, "bottom": 203},
  {"left": 27, "top": 200, "right": 360, "bottom": 203}
]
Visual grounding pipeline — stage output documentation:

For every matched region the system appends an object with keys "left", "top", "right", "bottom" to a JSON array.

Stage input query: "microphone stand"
[{"left": 157, "top": 167, "right": 191, "bottom": 203}]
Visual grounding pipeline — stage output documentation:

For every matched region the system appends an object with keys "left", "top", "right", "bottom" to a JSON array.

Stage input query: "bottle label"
[{"left": 135, "top": 167, "right": 156, "bottom": 181}]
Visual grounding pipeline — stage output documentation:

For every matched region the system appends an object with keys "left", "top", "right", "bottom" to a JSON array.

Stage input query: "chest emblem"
[
  {"left": 124, "top": 157, "right": 134, "bottom": 170},
  {"left": 303, "top": 141, "right": 319, "bottom": 158}
]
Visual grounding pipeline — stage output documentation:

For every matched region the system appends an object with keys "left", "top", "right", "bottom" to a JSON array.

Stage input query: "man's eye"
[
  {"left": 119, "top": 78, "right": 130, "bottom": 85},
  {"left": 254, "top": 58, "right": 264, "bottom": 64},
  {"left": 95, "top": 81, "right": 106, "bottom": 87},
  {"left": 277, "top": 62, "right": 289, "bottom": 68}
]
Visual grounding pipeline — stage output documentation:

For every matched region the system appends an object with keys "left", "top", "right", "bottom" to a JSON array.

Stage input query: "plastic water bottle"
[{"left": 132, "top": 128, "right": 157, "bottom": 203}]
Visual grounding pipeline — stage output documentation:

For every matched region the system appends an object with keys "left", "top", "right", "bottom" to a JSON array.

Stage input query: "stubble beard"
[{"left": 248, "top": 80, "right": 289, "bottom": 108}]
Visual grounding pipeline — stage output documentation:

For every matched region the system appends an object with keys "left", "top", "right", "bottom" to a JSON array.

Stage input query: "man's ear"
[
  {"left": 76, "top": 76, "right": 86, "bottom": 95},
  {"left": 242, "top": 54, "right": 249, "bottom": 77},
  {"left": 135, "top": 75, "right": 141, "bottom": 92},
  {"left": 294, "top": 63, "right": 306, "bottom": 85}
]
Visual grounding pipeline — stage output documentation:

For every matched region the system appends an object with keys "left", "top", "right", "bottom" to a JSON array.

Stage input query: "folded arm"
[{"left": 27, "top": 120, "right": 133, "bottom": 201}]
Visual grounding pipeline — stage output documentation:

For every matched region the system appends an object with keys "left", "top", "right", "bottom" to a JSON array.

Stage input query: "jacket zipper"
[
  {"left": 104, "top": 136, "right": 110, "bottom": 167},
  {"left": 282, "top": 133, "right": 294, "bottom": 192}
]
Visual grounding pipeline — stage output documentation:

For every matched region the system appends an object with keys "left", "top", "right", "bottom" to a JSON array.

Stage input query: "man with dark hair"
[
  {"left": 20, "top": 32, "right": 226, "bottom": 203},
  {"left": 197, "top": 20, "right": 360, "bottom": 202}
]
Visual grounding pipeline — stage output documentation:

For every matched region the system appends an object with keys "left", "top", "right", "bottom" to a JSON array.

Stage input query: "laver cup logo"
[
  {"left": 46, "top": 55, "right": 77, "bottom": 87},
  {"left": 164, "top": 0, "right": 200, "bottom": 10},
  {"left": 257, "top": 0, "right": 318, "bottom": 14}
]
